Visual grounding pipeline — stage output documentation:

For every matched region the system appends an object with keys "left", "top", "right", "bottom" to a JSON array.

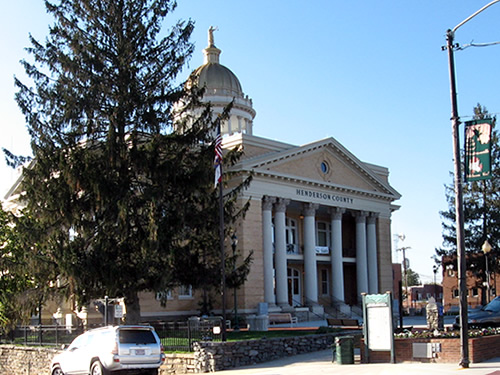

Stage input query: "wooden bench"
[
  {"left": 268, "top": 313, "right": 298, "bottom": 326},
  {"left": 327, "top": 318, "right": 360, "bottom": 328}
]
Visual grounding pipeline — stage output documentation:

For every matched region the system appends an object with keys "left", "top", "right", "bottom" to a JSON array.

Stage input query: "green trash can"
[{"left": 334, "top": 336, "right": 354, "bottom": 364}]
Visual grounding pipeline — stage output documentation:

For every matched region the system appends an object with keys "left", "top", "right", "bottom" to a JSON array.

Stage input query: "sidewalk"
[
  {"left": 215, "top": 316, "right": 500, "bottom": 374},
  {"left": 215, "top": 349, "right": 500, "bottom": 375}
]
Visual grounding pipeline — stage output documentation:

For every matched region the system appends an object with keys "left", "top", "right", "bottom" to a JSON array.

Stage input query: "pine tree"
[
  {"left": 10, "top": 0, "right": 252, "bottom": 323},
  {"left": 437, "top": 104, "right": 500, "bottom": 294}
]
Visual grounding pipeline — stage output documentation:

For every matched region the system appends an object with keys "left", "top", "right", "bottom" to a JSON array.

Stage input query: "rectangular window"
[
  {"left": 317, "top": 222, "right": 328, "bottom": 247},
  {"left": 316, "top": 221, "right": 331, "bottom": 254},
  {"left": 178, "top": 285, "right": 193, "bottom": 299},
  {"left": 321, "top": 269, "right": 329, "bottom": 295},
  {"left": 286, "top": 218, "right": 298, "bottom": 254},
  {"left": 155, "top": 290, "right": 173, "bottom": 301}
]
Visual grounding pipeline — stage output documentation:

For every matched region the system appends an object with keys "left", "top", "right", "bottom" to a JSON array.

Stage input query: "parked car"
[
  {"left": 50, "top": 325, "right": 165, "bottom": 375},
  {"left": 454, "top": 296, "right": 500, "bottom": 329}
]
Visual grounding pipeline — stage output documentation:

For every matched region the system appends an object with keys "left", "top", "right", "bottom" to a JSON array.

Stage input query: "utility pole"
[{"left": 443, "top": 1, "right": 500, "bottom": 367}]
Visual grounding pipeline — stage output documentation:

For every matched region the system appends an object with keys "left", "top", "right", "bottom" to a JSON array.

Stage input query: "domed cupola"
[{"left": 188, "top": 27, "right": 256, "bottom": 136}]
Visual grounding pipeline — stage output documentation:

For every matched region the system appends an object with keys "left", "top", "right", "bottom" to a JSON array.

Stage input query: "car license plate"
[{"left": 135, "top": 349, "right": 145, "bottom": 355}]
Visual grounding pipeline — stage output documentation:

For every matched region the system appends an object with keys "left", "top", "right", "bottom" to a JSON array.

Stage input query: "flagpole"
[{"left": 215, "top": 121, "right": 227, "bottom": 341}]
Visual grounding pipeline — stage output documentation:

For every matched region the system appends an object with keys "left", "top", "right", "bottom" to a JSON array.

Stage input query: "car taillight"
[{"left": 111, "top": 341, "right": 119, "bottom": 355}]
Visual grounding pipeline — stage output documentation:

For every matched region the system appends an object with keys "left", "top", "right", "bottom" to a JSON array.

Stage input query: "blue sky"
[{"left": 2, "top": 1, "right": 500, "bottom": 283}]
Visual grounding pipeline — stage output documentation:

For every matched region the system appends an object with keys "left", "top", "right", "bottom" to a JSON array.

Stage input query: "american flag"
[{"left": 214, "top": 127, "right": 222, "bottom": 187}]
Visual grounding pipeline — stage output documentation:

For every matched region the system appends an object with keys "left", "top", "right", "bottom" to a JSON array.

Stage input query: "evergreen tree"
[
  {"left": 9, "top": 0, "right": 252, "bottom": 323},
  {"left": 0, "top": 206, "right": 58, "bottom": 331},
  {"left": 437, "top": 104, "right": 500, "bottom": 292}
]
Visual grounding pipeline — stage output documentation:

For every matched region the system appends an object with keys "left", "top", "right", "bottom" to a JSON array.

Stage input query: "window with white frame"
[
  {"left": 286, "top": 217, "right": 298, "bottom": 254},
  {"left": 316, "top": 221, "right": 330, "bottom": 254},
  {"left": 156, "top": 290, "right": 173, "bottom": 301},
  {"left": 321, "top": 269, "right": 329, "bottom": 295},
  {"left": 178, "top": 285, "right": 193, "bottom": 299}
]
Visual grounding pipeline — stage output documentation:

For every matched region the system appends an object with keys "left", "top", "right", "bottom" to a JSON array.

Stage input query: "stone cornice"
[{"left": 242, "top": 169, "right": 399, "bottom": 202}]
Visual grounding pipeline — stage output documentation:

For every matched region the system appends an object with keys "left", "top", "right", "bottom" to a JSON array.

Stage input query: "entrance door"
[
  {"left": 343, "top": 263, "right": 358, "bottom": 306},
  {"left": 287, "top": 267, "right": 301, "bottom": 306}
]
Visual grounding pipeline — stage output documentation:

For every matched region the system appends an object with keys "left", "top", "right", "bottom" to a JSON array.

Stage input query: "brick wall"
[{"left": 361, "top": 335, "right": 500, "bottom": 364}]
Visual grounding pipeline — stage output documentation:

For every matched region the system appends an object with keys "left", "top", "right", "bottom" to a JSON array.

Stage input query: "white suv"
[{"left": 50, "top": 325, "right": 165, "bottom": 375}]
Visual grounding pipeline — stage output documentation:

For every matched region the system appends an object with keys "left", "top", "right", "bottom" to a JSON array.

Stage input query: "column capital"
[
  {"left": 262, "top": 195, "right": 276, "bottom": 211},
  {"left": 367, "top": 212, "right": 379, "bottom": 224},
  {"left": 355, "top": 210, "right": 368, "bottom": 224},
  {"left": 302, "top": 202, "right": 319, "bottom": 217},
  {"left": 329, "top": 207, "right": 346, "bottom": 221},
  {"left": 275, "top": 198, "right": 290, "bottom": 213}
]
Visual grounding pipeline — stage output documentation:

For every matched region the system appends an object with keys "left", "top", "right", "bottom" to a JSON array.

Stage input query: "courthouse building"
[
  {"left": 140, "top": 30, "right": 401, "bottom": 321},
  {"left": 4, "top": 29, "right": 401, "bottom": 323}
]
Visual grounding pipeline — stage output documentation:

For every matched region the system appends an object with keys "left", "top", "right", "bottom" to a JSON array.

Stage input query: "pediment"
[{"left": 236, "top": 137, "right": 400, "bottom": 200}]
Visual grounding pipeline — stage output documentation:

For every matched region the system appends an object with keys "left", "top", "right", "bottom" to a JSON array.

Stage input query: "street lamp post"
[
  {"left": 231, "top": 233, "right": 239, "bottom": 331},
  {"left": 483, "top": 240, "right": 492, "bottom": 304},
  {"left": 444, "top": 1, "right": 500, "bottom": 367}
]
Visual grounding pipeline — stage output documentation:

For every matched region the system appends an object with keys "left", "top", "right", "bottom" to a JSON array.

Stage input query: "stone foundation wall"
[
  {"left": 192, "top": 333, "right": 339, "bottom": 372},
  {"left": 0, "top": 345, "right": 61, "bottom": 375},
  {"left": 0, "top": 333, "right": 347, "bottom": 374},
  {"left": 161, "top": 353, "right": 196, "bottom": 374}
]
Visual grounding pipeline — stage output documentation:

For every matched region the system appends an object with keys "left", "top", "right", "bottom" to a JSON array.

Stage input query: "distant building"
[
  {"left": 392, "top": 263, "right": 402, "bottom": 303},
  {"left": 405, "top": 284, "right": 443, "bottom": 313},
  {"left": 442, "top": 254, "right": 499, "bottom": 312}
]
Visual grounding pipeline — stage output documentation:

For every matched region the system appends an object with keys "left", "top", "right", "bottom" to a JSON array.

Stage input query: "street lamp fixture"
[
  {"left": 231, "top": 233, "right": 239, "bottom": 331},
  {"left": 482, "top": 240, "right": 492, "bottom": 304}
]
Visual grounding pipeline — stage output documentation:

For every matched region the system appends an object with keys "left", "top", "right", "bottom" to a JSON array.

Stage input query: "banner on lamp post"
[{"left": 464, "top": 118, "right": 493, "bottom": 182}]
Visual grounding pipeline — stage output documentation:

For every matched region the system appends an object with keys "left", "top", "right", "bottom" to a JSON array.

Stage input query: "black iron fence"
[
  {"left": 151, "top": 317, "right": 223, "bottom": 352},
  {"left": 0, "top": 317, "right": 224, "bottom": 352},
  {"left": 0, "top": 325, "right": 84, "bottom": 347}
]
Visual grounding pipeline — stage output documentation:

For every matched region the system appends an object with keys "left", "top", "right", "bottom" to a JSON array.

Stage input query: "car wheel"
[
  {"left": 90, "top": 361, "right": 107, "bottom": 375},
  {"left": 51, "top": 366, "right": 64, "bottom": 375}
]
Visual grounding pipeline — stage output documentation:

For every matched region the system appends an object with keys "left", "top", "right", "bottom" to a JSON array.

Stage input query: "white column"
[
  {"left": 274, "top": 198, "right": 290, "bottom": 308},
  {"left": 355, "top": 211, "right": 369, "bottom": 300},
  {"left": 303, "top": 203, "right": 319, "bottom": 306},
  {"left": 330, "top": 207, "right": 345, "bottom": 303},
  {"left": 262, "top": 196, "right": 276, "bottom": 306},
  {"left": 367, "top": 213, "right": 379, "bottom": 294}
]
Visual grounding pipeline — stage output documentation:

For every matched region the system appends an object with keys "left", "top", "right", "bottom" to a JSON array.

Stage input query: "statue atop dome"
[{"left": 208, "top": 26, "right": 218, "bottom": 47}]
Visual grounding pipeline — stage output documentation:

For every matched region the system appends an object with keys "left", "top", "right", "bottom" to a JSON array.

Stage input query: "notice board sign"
[{"left": 362, "top": 292, "right": 395, "bottom": 363}]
